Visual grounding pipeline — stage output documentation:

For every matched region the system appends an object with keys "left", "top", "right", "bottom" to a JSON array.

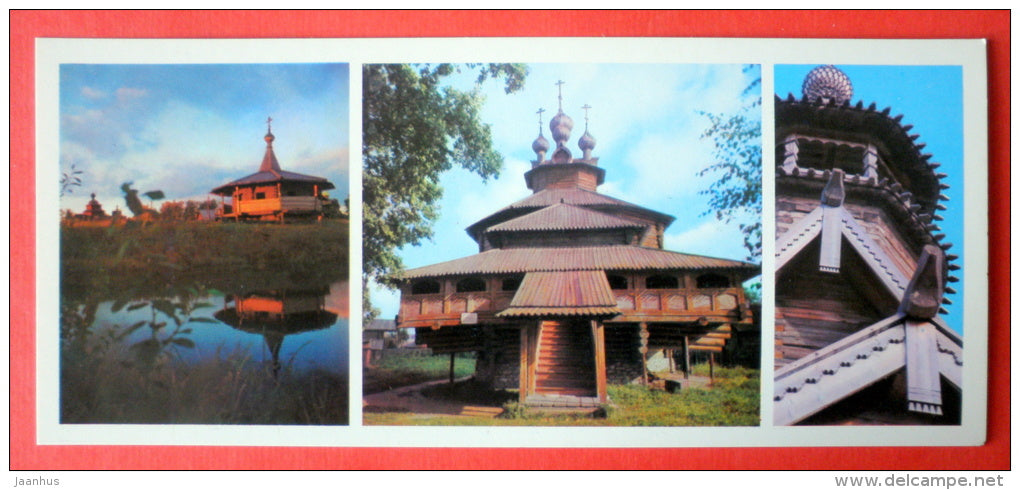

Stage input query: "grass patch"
[
  {"left": 363, "top": 353, "right": 476, "bottom": 394},
  {"left": 363, "top": 364, "right": 760, "bottom": 427},
  {"left": 62, "top": 220, "right": 349, "bottom": 301}
]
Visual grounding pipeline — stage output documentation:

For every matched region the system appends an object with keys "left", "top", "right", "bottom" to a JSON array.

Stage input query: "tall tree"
[
  {"left": 362, "top": 63, "right": 528, "bottom": 321},
  {"left": 697, "top": 66, "right": 762, "bottom": 262}
]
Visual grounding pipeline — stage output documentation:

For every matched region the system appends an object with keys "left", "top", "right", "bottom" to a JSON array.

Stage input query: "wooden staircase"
[
  {"left": 688, "top": 324, "right": 732, "bottom": 353},
  {"left": 535, "top": 321, "right": 597, "bottom": 396}
]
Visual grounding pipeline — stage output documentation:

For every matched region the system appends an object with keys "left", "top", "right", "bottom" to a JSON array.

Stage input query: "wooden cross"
[
  {"left": 266, "top": 116, "right": 273, "bottom": 131},
  {"left": 536, "top": 108, "right": 545, "bottom": 130},
  {"left": 555, "top": 80, "right": 565, "bottom": 110},
  {"left": 581, "top": 103, "right": 592, "bottom": 125}
]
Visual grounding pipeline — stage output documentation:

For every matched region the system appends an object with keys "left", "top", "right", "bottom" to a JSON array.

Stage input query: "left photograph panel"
[{"left": 58, "top": 63, "right": 351, "bottom": 425}]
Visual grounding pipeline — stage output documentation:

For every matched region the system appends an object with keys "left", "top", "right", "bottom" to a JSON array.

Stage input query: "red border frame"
[{"left": 10, "top": 10, "right": 1009, "bottom": 470}]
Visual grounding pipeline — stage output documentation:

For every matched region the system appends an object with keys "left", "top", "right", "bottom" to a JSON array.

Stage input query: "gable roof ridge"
[
  {"left": 775, "top": 206, "right": 824, "bottom": 271},
  {"left": 774, "top": 312, "right": 908, "bottom": 425},
  {"left": 838, "top": 207, "right": 909, "bottom": 297}
]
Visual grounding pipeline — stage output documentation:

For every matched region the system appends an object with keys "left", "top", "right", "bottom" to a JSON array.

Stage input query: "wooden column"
[
  {"left": 639, "top": 322, "right": 649, "bottom": 385},
  {"left": 682, "top": 335, "right": 690, "bottom": 380},
  {"left": 519, "top": 323, "right": 539, "bottom": 402},
  {"left": 591, "top": 320, "right": 608, "bottom": 403}
]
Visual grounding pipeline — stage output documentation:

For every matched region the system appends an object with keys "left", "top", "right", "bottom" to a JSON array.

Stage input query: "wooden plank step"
[{"left": 693, "top": 337, "right": 726, "bottom": 346}]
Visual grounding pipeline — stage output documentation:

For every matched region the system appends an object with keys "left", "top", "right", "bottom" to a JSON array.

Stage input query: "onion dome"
[
  {"left": 550, "top": 109, "right": 573, "bottom": 147},
  {"left": 578, "top": 103, "right": 596, "bottom": 159},
  {"left": 532, "top": 108, "right": 550, "bottom": 163},
  {"left": 579, "top": 131, "right": 596, "bottom": 152},
  {"left": 549, "top": 80, "right": 573, "bottom": 148},
  {"left": 532, "top": 133, "right": 550, "bottom": 154},
  {"left": 802, "top": 65, "right": 853, "bottom": 105}
]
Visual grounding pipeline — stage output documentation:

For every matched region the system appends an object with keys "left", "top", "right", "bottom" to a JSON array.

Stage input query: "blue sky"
[
  {"left": 372, "top": 63, "right": 761, "bottom": 319},
  {"left": 59, "top": 63, "right": 349, "bottom": 213},
  {"left": 775, "top": 65, "right": 964, "bottom": 333}
]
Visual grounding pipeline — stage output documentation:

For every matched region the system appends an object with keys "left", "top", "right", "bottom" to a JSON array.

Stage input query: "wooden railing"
[
  {"left": 233, "top": 196, "right": 321, "bottom": 216},
  {"left": 399, "top": 286, "right": 746, "bottom": 325},
  {"left": 613, "top": 287, "right": 741, "bottom": 313}
]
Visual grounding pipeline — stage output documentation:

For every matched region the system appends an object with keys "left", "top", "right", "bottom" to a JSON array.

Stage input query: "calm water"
[{"left": 84, "top": 281, "right": 349, "bottom": 375}]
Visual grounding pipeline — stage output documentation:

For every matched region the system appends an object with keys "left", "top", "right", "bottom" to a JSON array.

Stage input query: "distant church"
[
  {"left": 772, "top": 66, "right": 963, "bottom": 425},
  {"left": 395, "top": 84, "right": 759, "bottom": 407},
  {"left": 211, "top": 119, "right": 335, "bottom": 222}
]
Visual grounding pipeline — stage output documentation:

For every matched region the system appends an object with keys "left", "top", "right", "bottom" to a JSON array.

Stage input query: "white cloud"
[{"left": 80, "top": 86, "right": 106, "bottom": 99}]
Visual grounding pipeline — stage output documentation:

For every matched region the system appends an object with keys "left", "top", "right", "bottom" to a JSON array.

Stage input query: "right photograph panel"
[{"left": 772, "top": 65, "right": 964, "bottom": 426}]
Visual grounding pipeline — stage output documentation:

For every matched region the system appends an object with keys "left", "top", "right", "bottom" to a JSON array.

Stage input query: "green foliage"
[
  {"left": 361, "top": 63, "right": 528, "bottom": 322},
  {"left": 60, "top": 163, "right": 83, "bottom": 197},
  {"left": 698, "top": 66, "right": 762, "bottom": 262},
  {"left": 120, "top": 181, "right": 162, "bottom": 218},
  {"left": 363, "top": 352, "right": 476, "bottom": 394}
]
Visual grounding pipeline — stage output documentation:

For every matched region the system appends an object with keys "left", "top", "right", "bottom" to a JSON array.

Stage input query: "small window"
[
  {"left": 696, "top": 273, "right": 731, "bottom": 288},
  {"left": 410, "top": 279, "right": 441, "bottom": 295},
  {"left": 646, "top": 274, "right": 679, "bottom": 289},
  {"left": 255, "top": 192, "right": 266, "bottom": 200},
  {"left": 456, "top": 277, "right": 487, "bottom": 293},
  {"left": 606, "top": 274, "right": 629, "bottom": 290},
  {"left": 501, "top": 276, "right": 523, "bottom": 292}
]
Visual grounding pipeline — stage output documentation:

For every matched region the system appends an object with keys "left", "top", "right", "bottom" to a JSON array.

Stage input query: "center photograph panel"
[{"left": 361, "top": 63, "right": 763, "bottom": 426}]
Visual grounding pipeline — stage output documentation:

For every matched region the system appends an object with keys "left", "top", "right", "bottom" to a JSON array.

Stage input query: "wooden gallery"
[
  {"left": 772, "top": 66, "right": 963, "bottom": 425},
  {"left": 211, "top": 119, "right": 335, "bottom": 222},
  {"left": 394, "top": 93, "right": 759, "bottom": 407}
]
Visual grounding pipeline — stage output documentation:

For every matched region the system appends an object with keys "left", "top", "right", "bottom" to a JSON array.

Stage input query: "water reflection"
[
  {"left": 60, "top": 278, "right": 349, "bottom": 425},
  {"left": 214, "top": 286, "right": 341, "bottom": 375}
]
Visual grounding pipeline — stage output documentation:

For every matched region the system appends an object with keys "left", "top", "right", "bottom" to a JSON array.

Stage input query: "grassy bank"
[
  {"left": 62, "top": 345, "right": 348, "bottom": 425},
  {"left": 61, "top": 220, "right": 349, "bottom": 300}
]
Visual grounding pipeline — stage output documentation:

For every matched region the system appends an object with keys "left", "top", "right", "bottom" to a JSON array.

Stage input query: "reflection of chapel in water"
[{"left": 214, "top": 288, "right": 338, "bottom": 373}]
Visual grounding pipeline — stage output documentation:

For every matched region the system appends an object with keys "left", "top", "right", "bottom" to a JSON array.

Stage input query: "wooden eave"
[
  {"left": 775, "top": 96, "right": 943, "bottom": 215},
  {"left": 773, "top": 312, "right": 962, "bottom": 426},
  {"left": 396, "top": 245, "right": 759, "bottom": 282}
]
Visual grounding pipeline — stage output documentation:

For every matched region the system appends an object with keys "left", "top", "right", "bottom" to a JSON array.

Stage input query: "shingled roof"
[
  {"left": 398, "top": 245, "right": 758, "bottom": 280},
  {"left": 466, "top": 187, "right": 675, "bottom": 239},
  {"left": 486, "top": 203, "right": 646, "bottom": 233},
  {"left": 496, "top": 270, "right": 620, "bottom": 318}
]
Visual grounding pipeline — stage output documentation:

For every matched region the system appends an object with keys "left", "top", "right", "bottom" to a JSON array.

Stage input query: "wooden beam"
[
  {"left": 905, "top": 320, "right": 943, "bottom": 415},
  {"left": 591, "top": 320, "right": 608, "bottom": 404},
  {"left": 683, "top": 335, "right": 690, "bottom": 380},
  {"left": 518, "top": 325, "right": 530, "bottom": 402}
]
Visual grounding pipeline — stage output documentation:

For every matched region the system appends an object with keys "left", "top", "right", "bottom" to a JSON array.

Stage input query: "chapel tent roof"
[
  {"left": 210, "top": 121, "right": 336, "bottom": 196},
  {"left": 210, "top": 169, "right": 335, "bottom": 195},
  {"left": 397, "top": 245, "right": 759, "bottom": 280}
]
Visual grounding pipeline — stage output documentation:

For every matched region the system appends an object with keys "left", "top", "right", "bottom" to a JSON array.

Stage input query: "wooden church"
[
  {"left": 394, "top": 87, "right": 759, "bottom": 407},
  {"left": 772, "top": 66, "right": 963, "bottom": 425},
  {"left": 211, "top": 119, "right": 335, "bottom": 222}
]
